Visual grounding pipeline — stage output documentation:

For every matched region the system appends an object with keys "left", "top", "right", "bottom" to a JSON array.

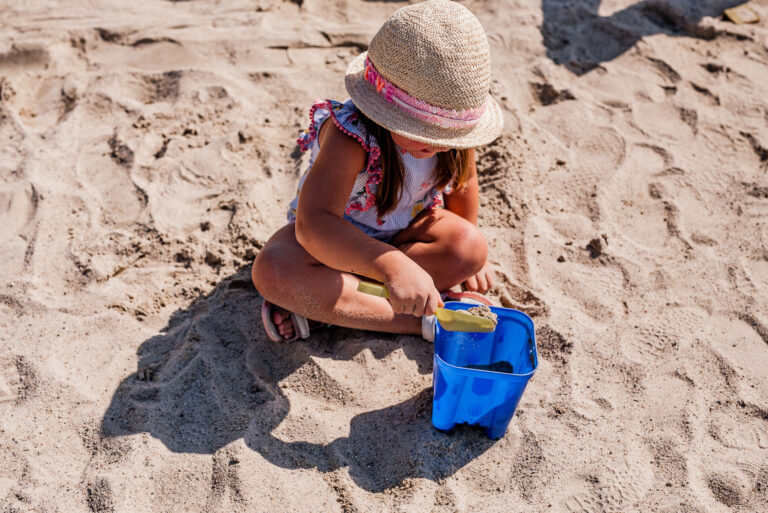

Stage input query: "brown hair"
[{"left": 359, "top": 113, "right": 473, "bottom": 217}]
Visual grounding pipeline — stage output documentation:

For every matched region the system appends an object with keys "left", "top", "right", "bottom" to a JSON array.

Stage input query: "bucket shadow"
[
  {"left": 541, "top": 0, "right": 744, "bottom": 74},
  {"left": 101, "top": 266, "right": 495, "bottom": 492}
]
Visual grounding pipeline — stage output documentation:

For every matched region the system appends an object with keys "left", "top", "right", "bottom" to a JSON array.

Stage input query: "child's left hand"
[{"left": 462, "top": 261, "right": 494, "bottom": 294}]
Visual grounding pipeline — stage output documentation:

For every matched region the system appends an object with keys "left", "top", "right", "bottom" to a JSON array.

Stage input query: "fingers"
[
  {"left": 425, "top": 290, "right": 440, "bottom": 316},
  {"left": 485, "top": 270, "right": 495, "bottom": 291},
  {"left": 412, "top": 294, "right": 429, "bottom": 317},
  {"left": 384, "top": 265, "right": 440, "bottom": 317},
  {"left": 391, "top": 298, "right": 420, "bottom": 316},
  {"left": 479, "top": 267, "right": 495, "bottom": 294},
  {"left": 463, "top": 267, "right": 495, "bottom": 294},
  {"left": 391, "top": 292, "right": 440, "bottom": 317},
  {"left": 476, "top": 272, "right": 488, "bottom": 294},
  {"left": 391, "top": 299, "right": 407, "bottom": 315}
]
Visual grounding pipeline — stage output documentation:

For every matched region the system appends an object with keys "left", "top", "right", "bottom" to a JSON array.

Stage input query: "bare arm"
[
  {"left": 443, "top": 148, "right": 479, "bottom": 225},
  {"left": 443, "top": 148, "right": 494, "bottom": 293},
  {"left": 295, "top": 121, "right": 441, "bottom": 315}
]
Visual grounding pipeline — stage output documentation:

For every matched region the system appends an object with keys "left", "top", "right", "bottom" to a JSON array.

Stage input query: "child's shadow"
[
  {"left": 541, "top": 0, "right": 743, "bottom": 74},
  {"left": 101, "top": 266, "right": 495, "bottom": 493}
]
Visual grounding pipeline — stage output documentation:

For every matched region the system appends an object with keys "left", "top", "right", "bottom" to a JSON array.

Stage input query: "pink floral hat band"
[{"left": 364, "top": 57, "right": 486, "bottom": 130}]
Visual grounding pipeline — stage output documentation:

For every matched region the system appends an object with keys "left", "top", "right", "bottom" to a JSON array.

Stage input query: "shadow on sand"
[
  {"left": 541, "top": 0, "right": 744, "bottom": 74},
  {"left": 101, "top": 266, "right": 495, "bottom": 492}
]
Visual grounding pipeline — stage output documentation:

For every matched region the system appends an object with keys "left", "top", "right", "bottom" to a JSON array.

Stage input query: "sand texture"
[
  {"left": 2, "top": 0, "right": 768, "bottom": 511},
  {"left": 467, "top": 305, "right": 499, "bottom": 326}
]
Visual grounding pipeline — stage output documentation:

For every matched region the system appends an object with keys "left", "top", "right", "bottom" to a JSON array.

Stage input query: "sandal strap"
[
  {"left": 261, "top": 300, "right": 301, "bottom": 342},
  {"left": 261, "top": 300, "right": 283, "bottom": 341},
  {"left": 291, "top": 313, "right": 311, "bottom": 339},
  {"left": 442, "top": 290, "right": 495, "bottom": 306}
]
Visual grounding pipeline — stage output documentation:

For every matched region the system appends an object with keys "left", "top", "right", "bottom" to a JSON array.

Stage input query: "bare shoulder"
[
  {"left": 316, "top": 118, "right": 368, "bottom": 172},
  {"left": 298, "top": 117, "right": 369, "bottom": 219}
]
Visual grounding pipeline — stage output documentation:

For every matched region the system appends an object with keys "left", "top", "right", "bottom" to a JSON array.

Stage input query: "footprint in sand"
[
  {"left": 535, "top": 324, "right": 572, "bottom": 367},
  {"left": 527, "top": 225, "right": 627, "bottom": 322},
  {"left": 510, "top": 429, "right": 545, "bottom": 502},
  {"left": 621, "top": 306, "right": 707, "bottom": 364},
  {"left": 710, "top": 406, "right": 768, "bottom": 450},
  {"left": 631, "top": 101, "right": 698, "bottom": 141},
  {"left": 563, "top": 493, "right": 600, "bottom": 513},
  {"left": 540, "top": 125, "right": 626, "bottom": 219},
  {"left": 76, "top": 134, "right": 145, "bottom": 227},
  {"left": 572, "top": 126, "right": 626, "bottom": 174},
  {"left": 0, "top": 44, "right": 50, "bottom": 72},
  {"left": 492, "top": 270, "right": 549, "bottom": 318},
  {"left": 0, "top": 355, "right": 38, "bottom": 406},
  {"left": 206, "top": 449, "right": 245, "bottom": 508},
  {"left": 139, "top": 71, "right": 182, "bottom": 104},
  {"left": 0, "top": 372, "right": 14, "bottom": 405},
  {"left": 0, "top": 182, "right": 38, "bottom": 244},
  {"left": 0, "top": 182, "right": 39, "bottom": 277},
  {"left": 705, "top": 313, "right": 768, "bottom": 405},
  {"left": 565, "top": 454, "right": 651, "bottom": 513},
  {"left": 3, "top": 74, "right": 80, "bottom": 134},
  {"left": 706, "top": 472, "right": 744, "bottom": 508},
  {"left": 696, "top": 446, "right": 768, "bottom": 509},
  {"left": 84, "top": 477, "right": 114, "bottom": 513},
  {"left": 601, "top": 144, "right": 695, "bottom": 252},
  {"left": 735, "top": 452, "right": 768, "bottom": 501},
  {"left": 600, "top": 453, "right": 652, "bottom": 510},
  {"left": 0, "top": 43, "right": 85, "bottom": 134}
]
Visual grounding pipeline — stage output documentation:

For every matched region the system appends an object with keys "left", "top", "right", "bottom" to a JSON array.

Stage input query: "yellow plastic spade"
[{"left": 356, "top": 281, "right": 496, "bottom": 333}]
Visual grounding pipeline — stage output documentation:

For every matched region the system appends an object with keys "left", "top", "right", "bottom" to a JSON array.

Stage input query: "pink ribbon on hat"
[{"left": 364, "top": 57, "right": 486, "bottom": 129}]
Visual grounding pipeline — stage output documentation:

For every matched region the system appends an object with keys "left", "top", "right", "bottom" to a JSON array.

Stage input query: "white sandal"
[
  {"left": 261, "top": 300, "right": 325, "bottom": 342},
  {"left": 441, "top": 290, "right": 494, "bottom": 306}
]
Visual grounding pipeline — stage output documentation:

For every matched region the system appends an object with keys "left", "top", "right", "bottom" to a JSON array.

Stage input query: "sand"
[
  {"left": 467, "top": 305, "right": 499, "bottom": 326},
  {"left": 1, "top": 0, "right": 767, "bottom": 511}
]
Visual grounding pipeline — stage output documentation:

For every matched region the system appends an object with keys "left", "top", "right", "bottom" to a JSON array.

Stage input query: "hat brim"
[{"left": 344, "top": 52, "right": 503, "bottom": 149}]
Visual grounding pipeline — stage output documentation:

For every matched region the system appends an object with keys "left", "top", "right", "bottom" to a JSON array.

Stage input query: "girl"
[{"left": 252, "top": 0, "right": 503, "bottom": 341}]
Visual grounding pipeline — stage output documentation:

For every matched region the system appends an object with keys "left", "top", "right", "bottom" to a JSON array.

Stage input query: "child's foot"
[
  {"left": 261, "top": 300, "right": 328, "bottom": 342},
  {"left": 271, "top": 307, "right": 296, "bottom": 340}
]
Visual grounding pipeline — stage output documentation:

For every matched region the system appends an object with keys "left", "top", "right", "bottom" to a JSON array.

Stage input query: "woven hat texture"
[{"left": 345, "top": 0, "right": 503, "bottom": 149}]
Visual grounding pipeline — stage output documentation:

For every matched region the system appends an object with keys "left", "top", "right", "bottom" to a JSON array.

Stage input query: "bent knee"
[
  {"left": 447, "top": 222, "right": 487, "bottom": 275},
  {"left": 251, "top": 244, "right": 287, "bottom": 299},
  {"left": 252, "top": 228, "right": 319, "bottom": 300}
]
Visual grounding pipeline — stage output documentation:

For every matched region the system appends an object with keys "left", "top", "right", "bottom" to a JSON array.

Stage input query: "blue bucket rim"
[{"left": 434, "top": 303, "right": 538, "bottom": 378}]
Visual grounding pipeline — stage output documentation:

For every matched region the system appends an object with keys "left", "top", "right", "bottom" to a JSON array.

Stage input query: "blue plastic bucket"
[{"left": 432, "top": 302, "right": 537, "bottom": 439}]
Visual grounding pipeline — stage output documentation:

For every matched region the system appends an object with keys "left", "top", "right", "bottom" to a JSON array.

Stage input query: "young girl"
[{"left": 252, "top": 0, "right": 503, "bottom": 341}]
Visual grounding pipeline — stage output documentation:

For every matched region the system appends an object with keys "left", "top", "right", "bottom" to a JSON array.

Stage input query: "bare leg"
[
  {"left": 251, "top": 209, "right": 487, "bottom": 339},
  {"left": 253, "top": 224, "right": 422, "bottom": 337},
  {"left": 389, "top": 208, "right": 487, "bottom": 291}
]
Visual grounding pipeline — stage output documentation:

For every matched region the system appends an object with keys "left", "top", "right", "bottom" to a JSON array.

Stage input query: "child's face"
[{"left": 390, "top": 132, "right": 450, "bottom": 159}]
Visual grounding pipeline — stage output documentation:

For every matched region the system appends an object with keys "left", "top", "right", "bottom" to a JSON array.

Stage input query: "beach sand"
[{"left": 1, "top": 0, "right": 767, "bottom": 511}]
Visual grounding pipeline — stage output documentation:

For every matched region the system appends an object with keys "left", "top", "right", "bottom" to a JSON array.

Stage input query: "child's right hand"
[{"left": 384, "top": 259, "right": 443, "bottom": 317}]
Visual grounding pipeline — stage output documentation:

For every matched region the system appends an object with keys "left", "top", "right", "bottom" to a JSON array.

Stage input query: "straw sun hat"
[{"left": 345, "top": 0, "right": 502, "bottom": 149}]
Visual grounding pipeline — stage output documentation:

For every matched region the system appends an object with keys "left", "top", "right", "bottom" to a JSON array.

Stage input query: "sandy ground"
[{"left": 1, "top": 0, "right": 767, "bottom": 511}]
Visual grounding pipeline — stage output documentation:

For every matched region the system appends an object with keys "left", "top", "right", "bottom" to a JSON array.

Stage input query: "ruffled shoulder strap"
[{"left": 296, "top": 99, "right": 381, "bottom": 177}]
